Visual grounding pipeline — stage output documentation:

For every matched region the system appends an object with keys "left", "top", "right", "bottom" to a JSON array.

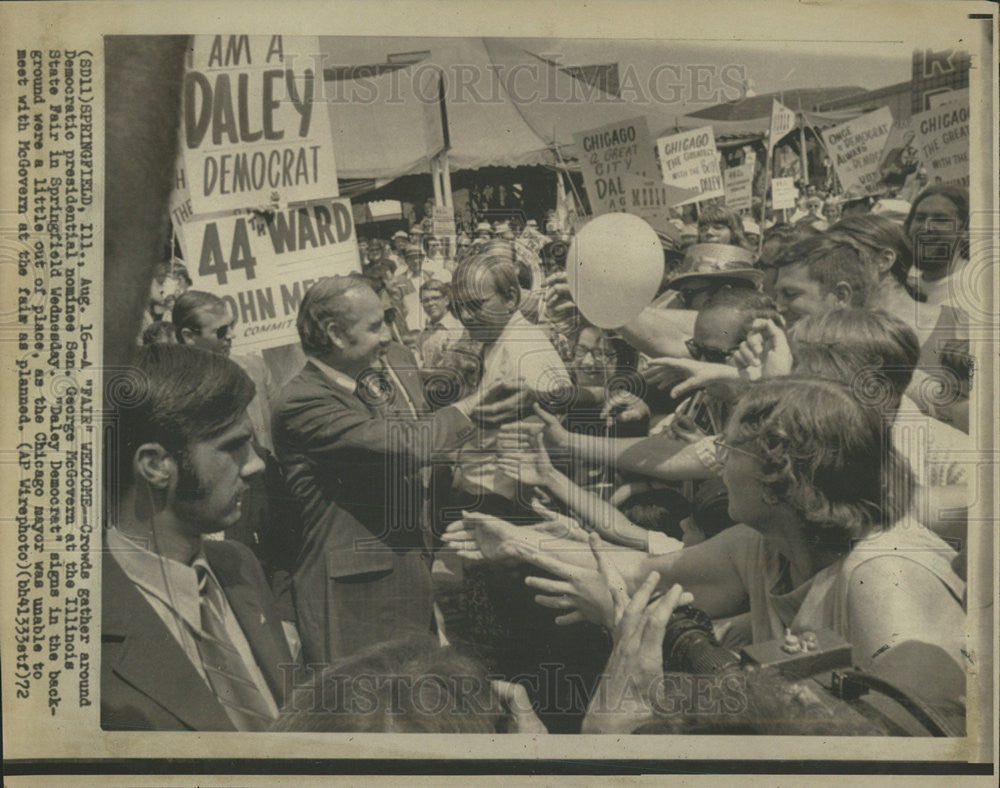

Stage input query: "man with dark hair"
[
  {"left": 418, "top": 279, "right": 463, "bottom": 370},
  {"left": 272, "top": 275, "right": 525, "bottom": 665},
  {"left": 172, "top": 290, "right": 236, "bottom": 355},
  {"left": 173, "top": 289, "right": 276, "bottom": 452},
  {"left": 771, "top": 235, "right": 874, "bottom": 324},
  {"left": 102, "top": 345, "right": 295, "bottom": 731}
]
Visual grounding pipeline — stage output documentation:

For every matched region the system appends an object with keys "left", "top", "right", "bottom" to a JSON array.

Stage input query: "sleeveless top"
[{"left": 731, "top": 518, "right": 965, "bottom": 669}]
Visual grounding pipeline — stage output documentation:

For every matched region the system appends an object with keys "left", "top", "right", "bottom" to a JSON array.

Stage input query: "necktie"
[{"left": 193, "top": 564, "right": 275, "bottom": 731}]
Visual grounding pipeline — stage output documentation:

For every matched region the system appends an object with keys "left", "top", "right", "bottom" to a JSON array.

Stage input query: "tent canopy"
[{"left": 323, "top": 37, "right": 875, "bottom": 182}]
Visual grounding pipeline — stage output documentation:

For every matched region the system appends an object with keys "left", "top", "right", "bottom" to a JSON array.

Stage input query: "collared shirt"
[
  {"left": 106, "top": 529, "right": 278, "bottom": 725},
  {"left": 456, "top": 311, "right": 571, "bottom": 498},
  {"left": 419, "top": 314, "right": 464, "bottom": 370}
]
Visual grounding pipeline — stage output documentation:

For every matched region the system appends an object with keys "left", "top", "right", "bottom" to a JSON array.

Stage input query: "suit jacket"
[
  {"left": 270, "top": 342, "right": 475, "bottom": 663},
  {"left": 101, "top": 538, "right": 295, "bottom": 732}
]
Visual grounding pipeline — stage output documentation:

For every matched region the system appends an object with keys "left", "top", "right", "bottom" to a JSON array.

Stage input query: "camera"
[{"left": 660, "top": 605, "right": 963, "bottom": 737}]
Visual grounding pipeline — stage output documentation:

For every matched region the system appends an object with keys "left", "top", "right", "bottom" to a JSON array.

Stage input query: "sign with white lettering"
[
  {"left": 178, "top": 197, "right": 359, "bottom": 351},
  {"left": 911, "top": 89, "right": 969, "bottom": 187},
  {"left": 655, "top": 126, "right": 724, "bottom": 205},
  {"left": 821, "top": 107, "right": 893, "bottom": 195},
  {"left": 180, "top": 35, "right": 338, "bottom": 214}
]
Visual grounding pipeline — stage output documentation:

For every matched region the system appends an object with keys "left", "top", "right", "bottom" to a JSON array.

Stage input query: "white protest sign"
[
  {"left": 911, "top": 89, "right": 969, "bottom": 187},
  {"left": 574, "top": 117, "right": 661, "bottom": 213},
  {"left": 768, "top": 100, "right": 797, "bottom": 151},
  {"left": 180, "top": 35, "right": 338, "bottom": 214},
  {"left": 656, "top": 126, "right": 724, "bottom": 206},
  {"left": 874, "top": 120, "right": 919, "bottom": 192},
  {"left": 723, "top": 162, "right": 755, "bottom": 212},
  {"left": 771, "top": 177, "right": 798, "bottom": 210},
  {"left": 822, "top": 107, "right": 894, "bottom": 195},
  {"left": 178, "top": 197, "right": 360, "bottom": 351}
]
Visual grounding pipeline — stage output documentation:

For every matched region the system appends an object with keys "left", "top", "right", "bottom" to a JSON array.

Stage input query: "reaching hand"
[
  {"left": 731, "top": 318, "right": 793, "bottom": 381},
  {"left": 582, "top": 578, "right": 695, "bottom": 734},
  {"left": 523, "top": 532, "right": 621, "bottom": 629},
  {"left": 526, "top": 498, "right": 590, "bottom": 543},
  {"left": 465, "top": 380, "right": 536, "bottom": 428},
  {"left": 441, "top": 512, "right": 535, "bottom": 562},
  {"left": 542, "top": 271, "right": 579, "bottom": 320},
  {"left": 601, "top": 390, "right": 650, "bottom": 425},
  {"left": 531, "top": 402, "right": 572, "bottom": 450},
  {"left": 645, "top": 356, "right": 739, "bottom": 399},
  {"left": 497, "top": 426, "right": 559, "bottom": 488}
]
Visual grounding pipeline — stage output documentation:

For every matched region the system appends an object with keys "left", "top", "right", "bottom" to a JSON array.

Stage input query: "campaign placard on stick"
[
  {"left": 875, "top": 120, "right": 919, "bottom": 192},
  {"left": 821, "top": 107, "right": 893, "bottom": 195},
  {"left": 911, "top": 89, "right": 969, "bottom": 186},
  {"left": 771, "top": 177, "right": 798, "bottom": 210},
  {"left": 723, "top": 162, "right": 755, "bottom": 212},
  {"left": 574, "top": 117, "right": 660, "bottom": 213},
  {"left": 181, "top": 35, "right": 338, "bottom": 214},
  {"left": 178, "top": 197, "right": 359, "bottom": 351},
  {"left": 656, "top": 126, "right": 724, "bottom": 206}
]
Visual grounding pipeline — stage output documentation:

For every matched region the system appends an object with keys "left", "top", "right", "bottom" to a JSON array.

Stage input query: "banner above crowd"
[
  {"left": 177, "top": 197, "right": 359, "bottom": 352},
  {"left": 655, "top": 126, "right": 724, "bottom": 206},
  {"left": 821, "top": 106, "right": 893, "bottom": 195},
  {"left": 179, "top": 35, "right": 339, "bottom": 215}
]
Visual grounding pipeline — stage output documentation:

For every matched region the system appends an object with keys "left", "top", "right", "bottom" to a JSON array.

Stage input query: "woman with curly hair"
[{"left": 454, "top": 377, "right": 966, "bottom": 707}]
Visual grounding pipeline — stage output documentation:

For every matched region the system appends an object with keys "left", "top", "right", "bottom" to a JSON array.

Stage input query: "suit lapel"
[
  {"left": 205, "top": 541, "right": 292, "bottom": 704},
  {"left": 102, "top": 550, "right": 234, "bottom": 731}
]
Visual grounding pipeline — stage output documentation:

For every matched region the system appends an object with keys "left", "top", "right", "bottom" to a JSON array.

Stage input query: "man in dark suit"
[
  {"left": 102, "top": 345, "right": 295, "bottom": 731},
  {"left": 272, "top": 275, "right": 525, "bottom": 665}
]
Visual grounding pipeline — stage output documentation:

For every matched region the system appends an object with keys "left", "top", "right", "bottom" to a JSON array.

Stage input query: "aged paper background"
[{"left": 0, "top": 0, "right": 996, "bottom": 775}]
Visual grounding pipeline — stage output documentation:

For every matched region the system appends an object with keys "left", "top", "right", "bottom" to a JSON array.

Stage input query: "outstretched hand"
[
  {"left": 442, "top": 511, "right": 535, "bottom": 562},
  {"left": 645, "top": 356, "right": 740, "bottom": 399},
  {"left": 465, "top": 380, "right": 536, "bottom": 428},
  {"left": 523, "top": 532, "right": 622, "bottom": 629},
  {"left": 582, "top": 579, "right": 695, "bottom": 734}
]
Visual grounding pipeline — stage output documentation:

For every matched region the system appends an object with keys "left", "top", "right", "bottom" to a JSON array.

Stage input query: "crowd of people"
[{"left": 104, "top": 180, "right": 973, "bottom": 736}]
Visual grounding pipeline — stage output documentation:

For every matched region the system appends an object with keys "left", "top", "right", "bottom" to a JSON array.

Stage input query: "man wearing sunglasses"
[{"left": 174, "top": 290, "right": 237, "bottom": 356}]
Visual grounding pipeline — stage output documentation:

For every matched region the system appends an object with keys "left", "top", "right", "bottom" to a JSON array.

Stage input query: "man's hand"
[
  {"left": 732, "top": 318, "right": 793, "bottom": 381},
  {"left": 645, "top": 357, "right": 740, "bottom": 399},
  {"left": 462, "top": 380, "right": 536, "bottom": 428}
]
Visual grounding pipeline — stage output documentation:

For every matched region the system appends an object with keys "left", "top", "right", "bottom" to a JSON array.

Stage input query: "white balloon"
[{"left": 566, "top": 214, "right": 663, "bottom": 328}]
